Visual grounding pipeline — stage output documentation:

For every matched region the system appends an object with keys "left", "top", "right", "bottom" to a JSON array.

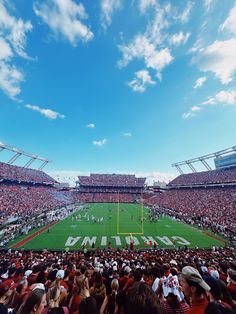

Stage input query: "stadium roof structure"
[
  {"left": 172, "top": 146, "right": 236, "bottom": 174},
  {"left": 0, "top": 142, "right": 51, "bottom": 170}
]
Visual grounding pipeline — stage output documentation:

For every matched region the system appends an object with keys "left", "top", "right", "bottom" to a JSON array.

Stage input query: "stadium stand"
[
  {"left": 76, "top": 174, "right": 146, "bottom": 203},
  {"left": 168, "top": 167, "right": 236, "bottom": 187},
  {"left": 0, "top": 161, "right": 76, "bottom": 248},
  {"left": 78, "top": 174, "right": 146, "bottom": 188},
  {"left": 144, "top": 166, "right": 236, "bottom": 240},
  {"left": 0, "top": 184, "right": 74, "bottom": 225},
  {"left": 144, "top": 187, "right": 236, "bottom": 237},
  {"left": 0, "top": 162, "right": 56, "bottom": 185}
]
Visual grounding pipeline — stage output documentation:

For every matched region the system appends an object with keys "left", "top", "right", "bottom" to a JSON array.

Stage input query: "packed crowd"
[
  {"left": 169, "top": 167, "right": 236, "bottom": 187},
  {"left": 78, "top": 187, "right": 143, "bottom": 194},
  {"left": 1, "top": 246, "right": 236, "bottom": 313},
  {"left": 0, "top": 184, "right": 75, "bottom": 225},
  {"left": 77, "top": 174, "right": 146, "bottom": 188},
  {"left": 0, "top": 163, "right": 56, "bottom": 185},
  {"left": 144, "top": 187, "right": 236, "bottom": 237}
]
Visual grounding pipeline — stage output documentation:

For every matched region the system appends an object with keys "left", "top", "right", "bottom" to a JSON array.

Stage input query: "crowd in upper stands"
[
  {"left": 1, "top": 246, "right": 236, "bottom": 313},
  {"left": 0, "top": 184, "right": 75, "bottom": 225},
  {"left": 169, "top": 167, "right": 236, "bottom": 186},
  {"left": 0, "top": 162, "right": 56, "bottom": 185},
  {"left": 78, "top": 174, "right": 146, "bottom": 188}
]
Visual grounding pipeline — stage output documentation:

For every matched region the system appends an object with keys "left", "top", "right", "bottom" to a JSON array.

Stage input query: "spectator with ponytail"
[{"left": 100, "top": 278, "right": 119, "bottom": 314}]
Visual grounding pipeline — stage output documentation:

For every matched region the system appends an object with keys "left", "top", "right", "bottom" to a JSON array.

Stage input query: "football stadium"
[
  {"left": 1, "top": 143, "right": 236, "bottom": 313},
  {"left": 1, "top": 146, "right": 233, "bottom": 251},
  {"left": 1, "top": 1, "right": 236, "bottom": 313}
]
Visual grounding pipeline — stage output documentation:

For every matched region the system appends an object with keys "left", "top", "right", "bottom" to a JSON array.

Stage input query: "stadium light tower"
[
  {"left": 172, "top": 145, "right": 236, "bottom": 174},
  {"left": 0, "top": 142, "right": 51, "bottom": 170}
]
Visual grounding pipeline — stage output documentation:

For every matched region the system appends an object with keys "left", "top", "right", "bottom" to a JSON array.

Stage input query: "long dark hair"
[{"left": 18, "top": 288, "right": 45, "bottom": 314}]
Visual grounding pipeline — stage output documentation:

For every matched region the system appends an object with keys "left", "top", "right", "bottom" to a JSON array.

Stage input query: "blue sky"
[{"left": 0, "top": 0, "right": 236, "bottom": 184}]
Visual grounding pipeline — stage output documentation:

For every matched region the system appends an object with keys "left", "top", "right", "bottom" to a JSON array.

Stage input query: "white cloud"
[
  {"left": 118, "top": 35, "right": 155, "bottom": 68},
  {"left": 0, "top": 1, "right": 32, "bottom": 58},
  {"left": 100, "top": 0, "right": 122, "bottom": 29},
  {"left": 49, "top": 170, "right": 89, "bottom": 186},
  {"left": 118, "top": 1, "right": 178, "bottom": 90},
  {"left": 123, "top": 132, "right": 132, "bottom": 137},
  {"left": 183, "top": 90, "right": 236, "bottom": 118},
  {"left": 142, "top": 3, "right": 171, "bottom": 46},
  {"left": 220, "top": 3, "right": 236, "bottom": 35},
  {"left": 139, "top": 0, "right": 156, "bottom": 14},
  {"left": 146, "top": 47, "right": 173, "bottom": 72},
  {"left": 92, "top": 139, "right": 107, "bottom": 147},
  {"left": 203, "top": 0, "right": 213, "bottom": 12},
  {"left": 128, "top": 69, "right": 155, "bottom": 93},
  {"left": 202, "top": 90, "right": 236, "bottom": 106},
  {"left": 86, "top": 123, "right": 95, "bottom": 128},
  {"left": 194, "top": 76, "right": 207, "bottom": 88},
  {"left": 33, "top": 0, "right": 93, "bottom": 46},
  {"left": 0, "top": 37, "right": 13, "bottom": 60},
  {"left": 182, "top": 105, "right": 202, "bottom": 119},
  {"left": 0, "top": 61, "right": 24, "bottom": 99},
  {"left": 0, "top": 2, "right": 32, "bottom": 99},
  {"left": 193, "top": 39, "right": 236, "bottom": 84},
  {"left": 118, "top": 34, "right": 173, "bottom": 80},
  {"left": 179, "top": 1, "right": 194, "bottom": 23},
  {"left": 169, "top": 32, "right": 190, "bottom": 46},
  {"left": 25, "top": 104, "right": 65, "bottom": 119},
  {"left": 215, "top": 90, "right": 236, "bottom": 105},
  {"left": 135, "top": 171, "right": 177, "bottom": 185},
  {"left": 201, "top": 97, "right": 215, "bottom": 105}
]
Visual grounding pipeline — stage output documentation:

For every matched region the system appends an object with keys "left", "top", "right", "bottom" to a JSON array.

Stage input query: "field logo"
[{"left": 64, "top": 235, "right": 190, "bottom": 247}]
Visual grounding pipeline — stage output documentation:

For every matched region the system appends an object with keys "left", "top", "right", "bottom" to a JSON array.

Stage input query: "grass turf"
[{"left": 12, "top": 203, "right": 227, "bottom": 250}]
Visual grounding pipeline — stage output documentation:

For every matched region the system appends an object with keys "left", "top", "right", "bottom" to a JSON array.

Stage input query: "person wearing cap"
[
  {"left": 121, "top": 266, "right": 133, "bottom": 293},
  {"left": 181, "top": 266, "right": 210, "bottom": 314},
  {"left": 170, "top": 260, "right": 178, "bottom": 268},
  {"left": 123, "top": 268, "right": 142, "bottom": 294},
  {"left": 119, "top": 266, "right": 130, "bottom": 291}
]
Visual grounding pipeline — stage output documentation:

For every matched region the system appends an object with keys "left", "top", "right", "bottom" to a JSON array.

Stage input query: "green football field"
[{"left": 12, "top": 203, "right": 227, "bottom": 250}]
